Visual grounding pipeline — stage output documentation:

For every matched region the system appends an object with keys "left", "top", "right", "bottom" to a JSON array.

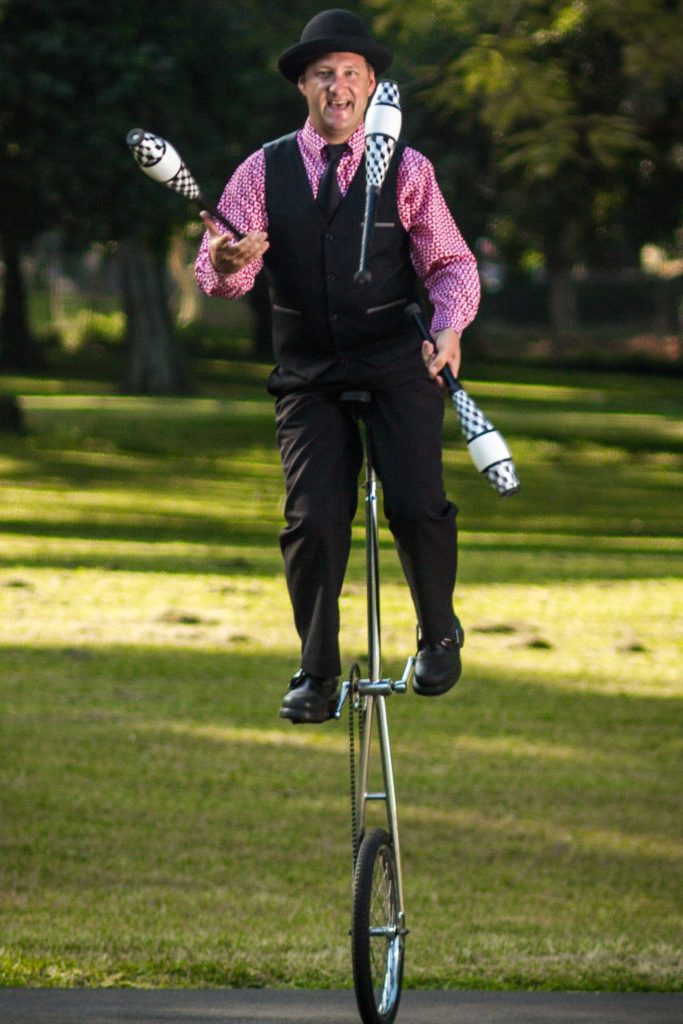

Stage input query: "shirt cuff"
[
  {"left": 431, "top": 307, "right": 469, "bottom": 337},
  {"left": 195, "top": 250, "right": 252, "bottom": 299}
]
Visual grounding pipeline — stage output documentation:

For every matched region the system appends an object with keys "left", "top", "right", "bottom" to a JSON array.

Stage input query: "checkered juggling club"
[
  {"left": 406, "top": 304, "right": 521, "bottom": 497},
  {"left": 126, "top": 128, "right": 243, "bottom": 238},
  {"left": 354, "top": 81, "right": 402, "bottom": 285}
]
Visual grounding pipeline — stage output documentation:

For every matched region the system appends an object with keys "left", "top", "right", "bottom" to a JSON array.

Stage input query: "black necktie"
[{"left": 317, "top": 143, "right": 348, "bottom": 222}]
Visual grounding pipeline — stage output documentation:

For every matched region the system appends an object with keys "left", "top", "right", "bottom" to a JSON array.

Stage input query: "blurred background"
[{"left": 1, "top": 0, "right": 681, "bottom": 394}]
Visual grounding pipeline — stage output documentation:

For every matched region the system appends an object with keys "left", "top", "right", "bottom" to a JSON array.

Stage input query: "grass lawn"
[{"left": 0, "top": 358, "right": 681, "bottom": 990}]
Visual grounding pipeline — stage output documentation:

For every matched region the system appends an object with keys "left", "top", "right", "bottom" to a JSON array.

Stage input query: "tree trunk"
[
  {"left": 546, "top": 259, "right": 578, "bottom": 334},
  {"left": 0, "top": 232, "right": 41, "bottom": 370},
  {"left": 0, "top": 393, "right": 25, "bottom": 434},
  {"left": 118, "top": 237, "right": 188, "bottom": 395}
]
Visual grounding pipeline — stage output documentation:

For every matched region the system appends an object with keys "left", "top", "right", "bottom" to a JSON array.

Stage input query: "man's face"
[{"left": 298, "top": 52, "right": 376, "bottom": 143}]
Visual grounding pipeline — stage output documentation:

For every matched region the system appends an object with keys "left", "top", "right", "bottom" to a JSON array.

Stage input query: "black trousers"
[{"left": 273, "top": 359, "right": 459, "bottom": 678}]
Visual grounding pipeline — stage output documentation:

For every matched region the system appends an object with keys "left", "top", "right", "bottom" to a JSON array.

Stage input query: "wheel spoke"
[
  {"left": 353, "top": 828, "right": 405, "bottom": 1023},
  {"left": 368, "top": 846, "right": 400, "bottom": 1007}
]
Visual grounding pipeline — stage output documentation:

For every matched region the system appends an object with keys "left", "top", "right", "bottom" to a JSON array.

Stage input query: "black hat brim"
[{"left": 278, "top": 35, "right": 393, "bottom": 83}]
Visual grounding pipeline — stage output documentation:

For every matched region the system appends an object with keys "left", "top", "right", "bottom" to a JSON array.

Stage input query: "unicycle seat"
[
  {"left": 339, "top": 389, "right": 372, "bottom": 405},
  {"left": 339, "top": 389, "right": 372, "bottom": 420}
]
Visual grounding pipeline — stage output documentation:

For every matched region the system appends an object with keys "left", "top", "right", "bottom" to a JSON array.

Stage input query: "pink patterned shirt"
[{"left": 195, "top": 119, "right": 480, "bottom": 336}]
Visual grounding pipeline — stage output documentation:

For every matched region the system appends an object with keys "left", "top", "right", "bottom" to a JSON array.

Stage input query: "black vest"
[{"left": 263, "top": 132, "right": 420, "bottom": 380}]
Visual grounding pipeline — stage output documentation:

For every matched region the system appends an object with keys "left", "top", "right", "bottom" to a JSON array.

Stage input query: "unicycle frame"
[{"left": 333, "top": 394, "right": 413, "bottom": 938}]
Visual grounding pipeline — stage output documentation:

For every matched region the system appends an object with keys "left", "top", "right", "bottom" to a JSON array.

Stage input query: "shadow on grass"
[
  {"left": 0, "top": 378, "right": 681, "bottom": 580},
  {"left": 1, "top": 531, "right": 683, "bottom": 583},
  {"left": 2, "top": 645, "right": 681, "bottom": 989},
  {"left": 3, "top": 643, "right": 680, "bottom": 839}
]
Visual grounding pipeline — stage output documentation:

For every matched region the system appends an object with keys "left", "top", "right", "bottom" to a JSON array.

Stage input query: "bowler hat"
[{"left": 278, "top": 8, "right": 393, "bottom": 83}]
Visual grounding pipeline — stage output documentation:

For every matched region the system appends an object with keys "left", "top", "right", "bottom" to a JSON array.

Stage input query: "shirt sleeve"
[
  {"left": 194, "top": 148, "right": 267, "bottom": 300},
  {"left": 396, "top": 147, "right": 480, "bottom": 336}
]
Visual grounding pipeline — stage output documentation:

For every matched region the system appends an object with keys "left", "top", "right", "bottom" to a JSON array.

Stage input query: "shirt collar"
[{"left": 300, "top": 118, "right": 366, "bottom": 162}]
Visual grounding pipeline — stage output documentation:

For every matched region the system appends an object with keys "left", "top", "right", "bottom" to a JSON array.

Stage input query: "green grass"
[{"left": 0, "top": 359, "right": 681, "bottom": 990}]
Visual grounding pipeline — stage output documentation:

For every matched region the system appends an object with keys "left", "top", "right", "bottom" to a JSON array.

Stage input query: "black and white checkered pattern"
[
  {"left": 130, "top": 131, "right": 166, "bottom": 168},
  {"left": 365, "top": 133, "right": 397, "bottom": 188},
  {"left": 364, "top": 80, "right": 401, "bottom": 189},
  {"left": 453, "top": 389, "right": 492, "bottom": 442},
  {"left": 129, "top": 130, "right": 200, "bottom": 199},
  {"left": 167, "top": 165, "right": 199, "bottom": 200},
  {"left": 452, "top": 390, "right": 520, "bottom": 495},
  {"left": 484, "top": 461, "right": 520, "bottom": 496},
  {"left": 377, "top": 81, "right": 400, "bottom": 107}
]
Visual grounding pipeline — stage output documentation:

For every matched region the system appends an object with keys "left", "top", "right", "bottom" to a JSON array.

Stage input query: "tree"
[
  {"left": 371, "top": 0, "right": 683, "bottom": 332},
  {"left": 0, "top": 0, "right": 275, "bottom": 388}
]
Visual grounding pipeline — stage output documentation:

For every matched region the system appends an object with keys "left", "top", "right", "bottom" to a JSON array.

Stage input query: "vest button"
[
  {"left": 328, "top": 273, "right": 336, "bottom": 281},
  {"left": 330, "top": 313, "right": 338, "bottom": 322},
  {"left": 325, "top": 232, "right": 334, "bottom": 241}
]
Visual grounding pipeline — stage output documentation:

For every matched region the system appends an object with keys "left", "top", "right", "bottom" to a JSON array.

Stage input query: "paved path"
[{"left": 1, "top": 989, "right": 682, "bottom": 1024}]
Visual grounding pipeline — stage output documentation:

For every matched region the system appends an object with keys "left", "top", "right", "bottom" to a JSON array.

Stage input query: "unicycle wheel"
[{"left": 351, "top": 827, "right": 405, "bottom": 1024}]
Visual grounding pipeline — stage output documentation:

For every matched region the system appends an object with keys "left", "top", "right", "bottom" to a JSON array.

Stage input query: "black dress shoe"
[
  {"left": 279, "top": 670, "right": 339, "bottom": 724},
  {"left": 413, "top": 617, "right": 465, "bottom": 697}
]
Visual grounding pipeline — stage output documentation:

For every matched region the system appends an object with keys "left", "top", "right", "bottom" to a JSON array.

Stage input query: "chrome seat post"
[{"left": 335, "top": 389, "right": 410, "bottom": 920}]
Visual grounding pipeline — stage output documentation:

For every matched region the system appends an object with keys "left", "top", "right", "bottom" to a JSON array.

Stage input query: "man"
[{"left": 195, "top": 9, "right": 480, "bottom": 723}]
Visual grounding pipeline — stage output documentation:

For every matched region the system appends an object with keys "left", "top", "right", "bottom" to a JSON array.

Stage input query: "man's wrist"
[{"left": 210, "top": 250, "right": 230, "bottom": 275}]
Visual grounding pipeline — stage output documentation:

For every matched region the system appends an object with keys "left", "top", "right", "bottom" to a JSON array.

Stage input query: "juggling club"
[
  {"left": 355, "top": 81, "right": 402, "bottom": 285},
  {"left": 126, "top": 128, "right": 243, "bottom": 238},
  {"left": 406, "top": 304, "right": 521, "bottom": 497}
]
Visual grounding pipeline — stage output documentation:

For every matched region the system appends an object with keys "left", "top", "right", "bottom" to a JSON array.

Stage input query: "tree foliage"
[
  {"left": 0, "top": 0, "right": 288, "bottom": 379},
  {"left": 0, "top": 0, "right": 277, "bottom": 247},
  {"left": 1, "top": 0, "right": 680, "bottom": 359},
  {"left": 0, "top": 0, "right": 374, "bottom": 379},
  {"left": 371, "top": 0, "right": 683, "bottom": 327}
]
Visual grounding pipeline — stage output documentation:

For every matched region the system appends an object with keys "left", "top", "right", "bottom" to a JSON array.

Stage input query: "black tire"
[{"left": 351, "top": 827, "right": 405, "bottom": 1024}]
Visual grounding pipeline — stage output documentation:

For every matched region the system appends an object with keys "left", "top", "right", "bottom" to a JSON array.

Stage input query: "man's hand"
[
  {"left": 200, "top": 211, "right": 269, "bottom": 275},
  {"left": 422, "top": 327, "right": 461, "bottom": 385}
]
